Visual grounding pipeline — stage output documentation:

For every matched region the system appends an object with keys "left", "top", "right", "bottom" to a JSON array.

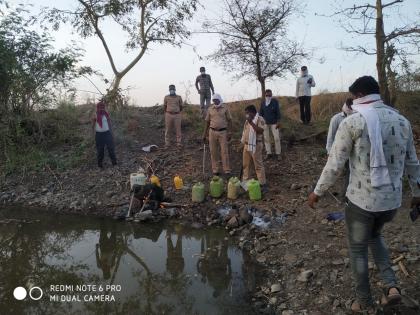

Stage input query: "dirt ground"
[{"left": 1, "top": 105, "right": 419, "bottom": 315}]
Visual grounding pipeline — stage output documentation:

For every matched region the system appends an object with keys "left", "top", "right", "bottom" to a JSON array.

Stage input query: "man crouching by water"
[
  {"left": 308, "top": 76, "right": 420, "bottom": 314},
  {"left": 92, "top": 100, "right": 117, "bottom": 169}
]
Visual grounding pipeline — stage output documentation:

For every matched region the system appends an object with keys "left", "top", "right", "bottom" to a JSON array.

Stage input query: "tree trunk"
[
  {"left": 259, "top": 79, "right": 266, "bottom": 101},
  {"left": 107, "top": 75, "right": 123, "bottom": 108},
  {"left": 375, "top": 0, "right": 390, "bottom": 104}
]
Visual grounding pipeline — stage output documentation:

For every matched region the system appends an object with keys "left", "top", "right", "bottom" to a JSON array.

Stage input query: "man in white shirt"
[
  {"left": 308, "top": 76, "right": 420, "bottom": 313},
  {"left": 295, "top": 66, "right": 315, "bottom": 125}
]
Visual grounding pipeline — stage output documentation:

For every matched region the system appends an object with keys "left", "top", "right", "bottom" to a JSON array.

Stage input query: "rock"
[
  {"left": 105, "top": 191, "right": 115, "bottom": 197},
  {"left": 271, "top": 283, "right": 281, "bottom": 293},
  {"left": 284, "top": 253, "right": 298, "bottom": 265},
  {"left": 290, "top": 184, "right": 301, "bottom": 190},
  {"left": 269, "top": 297, "right": 277, "bottom": 305},
  {"left": 134, "top": 210, "right": 153, "bottom": 222},
  {"left": 227, "top": 216, "right": 239, "bottom": 228},
  {"left": 282, "top": 310, "right": 294, "bottom": 315},
  {"left": 256, "top": 255, "right": 267, "bottom": 263},
  {"left": 297, "top": 270, "right": 314, "bottom": 282},
  {"left": 332, "top": 258, "right": 344, "bottom": 266},
  {"left": 239, "top": 208, "right": 253, "bottom": 225}
]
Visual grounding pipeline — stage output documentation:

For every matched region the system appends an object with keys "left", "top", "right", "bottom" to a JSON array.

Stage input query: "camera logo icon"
[{"left": 13, "top": 286, "right": 43, "bottom": 301}]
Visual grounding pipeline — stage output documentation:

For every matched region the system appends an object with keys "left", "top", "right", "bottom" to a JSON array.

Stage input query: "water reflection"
[
  {"left": 197, "top": 233, "right": 232, "bottom": 298},
  {"left": 0, "top": 208, "right": 256, "bottom": 315}
]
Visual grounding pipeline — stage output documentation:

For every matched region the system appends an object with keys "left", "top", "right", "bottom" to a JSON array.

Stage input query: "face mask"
[
  {"left": 245, "top": 113, "right": 250, "bottom": 119},
  {"left": 169, "top": 89, "right": 176, "bottom": 95},
  {"left": 265, "top": 97, "right": 272, "bottom": 103},
  {"left": 201, "top": 71, "right": 206, "bottom": 75}
]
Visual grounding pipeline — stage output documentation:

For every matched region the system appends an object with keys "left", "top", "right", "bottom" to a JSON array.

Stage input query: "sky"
[{"left": 16, "top": 0, "right": 420, "bottom": 106}]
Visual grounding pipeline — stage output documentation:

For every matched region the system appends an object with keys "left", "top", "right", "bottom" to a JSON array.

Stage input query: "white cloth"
[
  {"left": 245, "top": 113, "right": 259, "bottom": 153},
  {"left": 212, "top": 93, "right": 223, "bottom": 108},
  {"left": 295, "top": 72, "right": 315, "bottom": 97},
  {"left": 352, "top": 94, "right": 391, "bottom": 187},
  {"left": 265, "top": 97, "right": 272, "bottom": 106},
  {"left": 95, "top": 116, "right": 110, "bottom": 132}
]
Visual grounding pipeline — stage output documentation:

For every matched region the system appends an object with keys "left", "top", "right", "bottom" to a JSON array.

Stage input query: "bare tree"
[
  {"left": 328, "top": 0, "right": 420, "bottom": 104},
  {"left": 203, "top": 0, "right": 307, "bottom": 100},
  {"left": 45, "top": 0, "right": 198, "bottom": 107}
]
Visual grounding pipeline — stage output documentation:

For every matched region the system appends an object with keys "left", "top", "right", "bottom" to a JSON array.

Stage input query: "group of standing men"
[{"left": 163, "top": 66, "right": 296, "bottom": 191}]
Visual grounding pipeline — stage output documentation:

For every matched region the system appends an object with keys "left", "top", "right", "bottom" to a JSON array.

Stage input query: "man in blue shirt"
[{"left": 259, "top": 89, "right": 281, "bottom": 160}]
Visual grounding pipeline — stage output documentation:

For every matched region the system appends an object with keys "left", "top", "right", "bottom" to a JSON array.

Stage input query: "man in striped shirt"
[{"left": 195, "top": 66, "right": 215, "bottom": 118}]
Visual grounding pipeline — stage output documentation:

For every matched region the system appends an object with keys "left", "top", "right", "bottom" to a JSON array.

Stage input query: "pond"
[{"left": 0, "top": 208, "right": 257, "bottom": 315}]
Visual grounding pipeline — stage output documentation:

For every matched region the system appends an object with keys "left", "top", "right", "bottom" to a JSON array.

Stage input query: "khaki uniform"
[
  {"left": 164, "top": 95, "right": 183, "bottom": 146},
  {"left": 241, "top": 116, "right": 266, "bottom": 185},
  {"left": 205, "top": 105, "right": 232, "bottom": 174}
]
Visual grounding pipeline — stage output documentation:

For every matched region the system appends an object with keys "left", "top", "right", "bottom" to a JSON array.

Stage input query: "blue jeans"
[{"left": 345, "top": 201, "right": 397, "bottom": 306}]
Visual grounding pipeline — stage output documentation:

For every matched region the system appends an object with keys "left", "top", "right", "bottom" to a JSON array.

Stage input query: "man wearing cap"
[
  {"left": 164, "top": 84, "right": 183, "bottom": 148},
  {"left": 195, "top": 66, "right": 215, "bottom": 118},
  {"left": 202, "top": 94, "right": 232, "bottom": 176},
  {"left": 296, "top": 66, "right": 316, "bottom": 125}
]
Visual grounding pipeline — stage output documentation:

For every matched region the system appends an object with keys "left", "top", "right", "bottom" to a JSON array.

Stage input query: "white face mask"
[
  {"left": 265, "top": 97, "right": 272, "bottom": 104},
  {"left": 201, "top": 71, "right": 205, "bottom": 75}
]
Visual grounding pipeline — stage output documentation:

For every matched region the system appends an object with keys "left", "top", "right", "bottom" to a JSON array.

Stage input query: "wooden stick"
[
  {"left": 398, "top": 261, "right": 410, "bottom": 277},
  {"left": 392, "top": 255, "right": 404, "bottom": 264}
]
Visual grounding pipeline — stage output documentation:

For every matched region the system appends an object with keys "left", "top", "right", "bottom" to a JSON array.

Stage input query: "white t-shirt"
[{"left": 95, "top": 116, "right": 110, "bottom": 132}]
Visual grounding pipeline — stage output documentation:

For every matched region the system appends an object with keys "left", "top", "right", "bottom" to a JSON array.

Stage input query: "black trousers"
[
  {"left": 298, "top": 96, "right": 312, "bottom": 124},
  {"left": 95, "top": 131, "right": 117, "bottom": 167}
]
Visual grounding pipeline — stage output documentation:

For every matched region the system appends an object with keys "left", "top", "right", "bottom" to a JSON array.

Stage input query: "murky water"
[{"left": 0, "top": 208, "right": 257, "bottom": 315}]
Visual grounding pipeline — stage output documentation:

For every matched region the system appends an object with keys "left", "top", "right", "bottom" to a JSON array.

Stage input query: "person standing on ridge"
[
  {"left": 296, "top": 65, "right": 315, "bottom": 125},
  {"left": 92, "top": 100, "right": 117, "bottom": 169},
  {"left": 195, "top": 66, "right": 215, "bottom": 118},
  {"left": 259, "top": 89, "right": 281, "bottom": 160},
  {"left": 163, "top": 84, "right": 183, "bottom": 149}
]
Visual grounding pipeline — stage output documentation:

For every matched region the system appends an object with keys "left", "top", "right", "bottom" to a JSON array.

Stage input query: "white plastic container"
[{"left": 130, "top": 172, "right": 146, "bottom": 188}]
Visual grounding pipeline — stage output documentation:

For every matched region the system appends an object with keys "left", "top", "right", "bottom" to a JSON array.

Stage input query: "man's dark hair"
[
  {"left": 245, "top": 105, "right": 257, "bottom": 114},
  {"left": 265, "top": 89, "right": 272, "bottom": 94},
  {"left": 169, "top": 84, "right": 176, "bottom": 89},
  {"left": 349, "top": 76, "right": 380, "bottom": 96},
  {"left": 345, "top": 98, "right": 353, "bottom": 108},
  {"left": 301, "top": 66, "right": 307, "bottom": 71},
  {"left": 200, "top": 66, "right": 205, "bottom": 71}
]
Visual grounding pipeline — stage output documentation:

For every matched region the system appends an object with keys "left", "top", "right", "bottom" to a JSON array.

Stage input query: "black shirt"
[{"left": 259, "top": 98, "right": 281, "bottom": 124}]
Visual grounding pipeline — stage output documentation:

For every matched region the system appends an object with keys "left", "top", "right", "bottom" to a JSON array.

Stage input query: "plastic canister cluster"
[
  {"left": 247, "top": 179, "right": 261, "bottom": 201},
  {"left": 130, "top": 172, "right": 146, "bottom": 188},
  {"left": 192, "top": 182, "right": 205, "bottom": 203},
  {"left": 210, "top": 176, "right": 224, "bottom": 198},
  {"left": 227, "top": 177, "right": 240, "bottom": 200},
  {"left": 174, "top": 176, "right": 184, "bottom": 190}
]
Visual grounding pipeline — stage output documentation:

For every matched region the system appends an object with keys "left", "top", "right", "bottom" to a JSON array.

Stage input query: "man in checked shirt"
[{"left": 308, "top": 76, "right": 420, "bottom": 314}]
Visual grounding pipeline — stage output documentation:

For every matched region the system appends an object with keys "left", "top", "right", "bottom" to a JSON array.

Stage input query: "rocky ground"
[{"left": 1, "top": 105, "right": 419, "bottom": 314}]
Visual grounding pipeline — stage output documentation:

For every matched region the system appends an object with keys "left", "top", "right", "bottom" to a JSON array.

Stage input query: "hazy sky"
[{"left": 20, "top": 0, "right": 420, "bottom": 106}]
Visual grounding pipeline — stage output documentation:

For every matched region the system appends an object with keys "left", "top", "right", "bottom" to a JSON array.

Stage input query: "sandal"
[
  {"left": 349, "top": 299, "right": 376, "bottom": 314},
  {"left": 381, "top": 287, "right": 402, "bottom": 306}
]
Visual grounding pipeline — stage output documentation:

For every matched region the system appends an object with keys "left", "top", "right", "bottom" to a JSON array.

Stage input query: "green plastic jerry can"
[
  {"left": 210, "top": 176, "right": 224, "bottom": 198},
  {"left": 228, "top": 177, "right": 241, "bottom": 200},
  {"left": 248, "top": 179, "right": 261, "bottom": 201},
  {"left": 192, "top": 182, "right": 205, "bottom": 203}
]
